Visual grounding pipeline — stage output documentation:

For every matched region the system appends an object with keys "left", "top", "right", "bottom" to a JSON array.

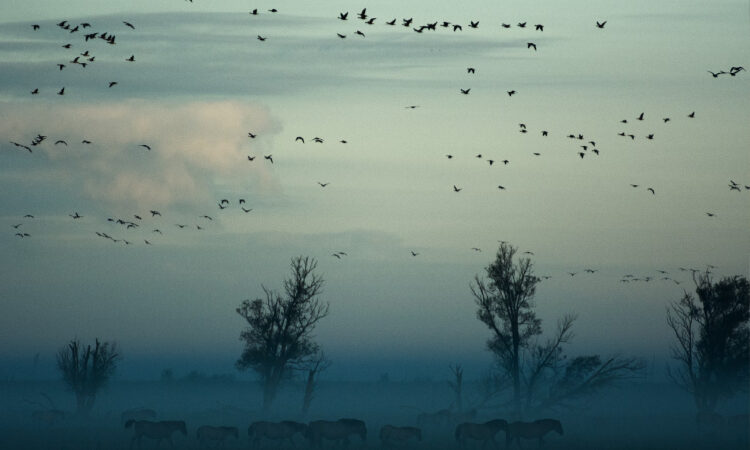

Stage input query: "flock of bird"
[{"left": 4, "top": 6, "right": 747, "bottom": 285}]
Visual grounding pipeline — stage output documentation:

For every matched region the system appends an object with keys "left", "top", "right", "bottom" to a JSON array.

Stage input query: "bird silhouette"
[
  {"left": 355, "top": 30, "right": 365, "bottom": 37},
  {"left": 150, "top": 210, "right": 161, "bottom": 216},
  {"left": 647, "top": 187, "right": 655, "bottom": 195},
  {"left": 264, "top": 155, "right": 273, "bottom": 163},
  {"left": 318, "top": 182, "right": 329, "bottom": 187},
  {"left": 535, "top": 24, "right": 544, "bottom": 31},
  {"left": 337, "top": 33, "right": 346, "bottom": 39},
  {"left": 469, "top": 21, "right": 479, "bottom": 28},
  {"left": 467, "top": 67, "right": 475, "bottom": 74},
  {"left": 139, "top": 144, "right": 151, "bottom": 150},
  {"left": 637, "top": 112, "right": 644, "bottom": 120},
  {"left": 517, "top": 22, "right": 527, "bottom": 28},
  {"left": 295, "top": 136, "right": 305, "bottom": 143},
  {"left": 527, "top": 42, "right": 537, "bottom": 51},
  {"left": 248, "top": 132, "right": 256, "bottom": 138},
  {"left": 358, "top": 8, "right": 367, "bottom": 19},
  {"left": 57, "top": 87, "right": 65, "bottom": 95},
  {"left": 688, "top": 111, "right": 695, "bottom": 118},
  {"left": 501, "top": 23, "right": 511, "bottom": 28},
  {"left": 32, "top": 24, "right": 40, "bottom": 30},
  {"left": 596, "top": 20, "right": 607, "bottom": 28},
  {"left": 339, "top": 12, "right": 348, "bottom": 20},
  {"left": 242, "top": 207, "right": 253, "bottom": 213},
  {"left": 108, "top": 81, "right": 118, "bottom": 88},
  {"left": 707, "top": 70, "right": 726, "bottom": 78},
  {"left": 497, "top": 185, "right": 506, "bottom": 190},
  {"left": 31, "top": 88, "right": 39, "bottom": 94},
  {"left": 126, "top": 55, "right": 135, "bottom": 62},
  {"left": 460, "top": 88, "right": 471, "bottom": 94},
  {"left": 123, "top": 21, "right": 135, "bottom": 29},
  {"left": 247, "top": 155, "right": 255, "bottom": 161},
  {"left": 453, "top": 185, "right": 462, "bottom": 192},
  {"left": 507, "top": 90, "right": 516, "bottom": 96},
  {"left": 257, "top": 35, "right": 266, "bottom": 41},
  {"left": 411, "top": 251, "right": 419, "bottom": 256}
]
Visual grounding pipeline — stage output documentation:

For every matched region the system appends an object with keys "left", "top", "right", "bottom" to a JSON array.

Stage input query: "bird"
[
  {"left": 247, "top": 155, "right": 255, "bottom": 161},
  {"left": 527, "top": 42, "right": 537, "bottom": 51},
  {"left": 502, "top": 160, "right": 509, "bottom": 165},
  {"left": 32, "top": 24, "right": 40, "bottom": 30},
  {"left": 663, "top": 117, "right": 671, "bottom": 123},
  {"left": 200, "top": 215, "right": 213, "bottom": 220},
  {"left": 150, "top": 210, "right": 161, "bottom": 216},
  {"left": 268, "top": 8, "right": 278, "bottom": 13},
  {"left": 250, "top": 9, "right": 258, "bottom": 15},
  {"left": 497, "top": 185, "right": 506, "bottom": 190},
  {"left": 295, "top": 136, "right": 305, "bottom": 143},
  {"left": 501, "top": 23, "right": 511, "bottom": 28},
  {"left": 646, "top": 134, "right": 654, "bottom": 140},
  {"left": 453, "top": 24, "right": 462, "bottom": 32},
  {"left": 467, "top": 67, "right": 475, "bottom": 74},
  {"left": 469, "top": 21, "right": 479, "bottom": 28},
  {"left": 517, "top": 22, "right": 527, "bottom": 28},
  {"left": 318, "top": 182, "right": 329, "bottom": 187},
  {"left": 647, "top": 187, "right": 655, "bottom": 195},
  {"left": 365, "top": 18, "right": 376, "bottom": 25},
  {"left": 239, "top": 199, "right": 246, "bottom": 204},
  {"left": 82, "top": 140, "right": 91, "bottom": 144},
  {"left": 264, "top": 155, "right": 273, "bottom": 163},
  {"left": 247, "top": 132, "right": 256, "bottom": 138},
  {"left": 332, "top": 253, "right": 341, "bottom": 259},
  {"left": 123, "top": 21, "right": 135, "bottom": 29},
  {"left": 338, "top": 12, "right": 348, "bottom": 20},
  {"left": 446, "top": 154, "right": 453, "bottom": 159},
  {"left": 57, "top": 87, "right": 65, "bottom": 95},
  {"left": 108, "top": 81, "right": 118, "bottom": 88},
  {"left": 358, "top": 8, "right": 367, "bottom": 19},
  {"left": 386, "top": 19, "right": 396, "bottom": 25},
  {"left": 241, "top": 207, "right": 253, "bottom": 213},
  {"left": 410, "top": 251, "right": 419, "bottom": 256},
  {"left": 355, "top": 30, "right": 365, "bottom": 37},
  {"left": 57, "top": 64, "right": 66, "bottom": 71},
  {"left": 126, "top": 55, "right": 135, "bottom": 62},
  {"left": 460, "top": 88, "right": 471, "bottom": 94},
  {"left": 55, "top": 140, "right": 67, "bottom": 145},
  {"left": 257, "top": 35, "right": 266, "bottom": 41},
  {"left": 542, "top": 130, "right": 548, "bottom": 136},
  {"left": 706, "top": 212, "right": 715, "bottom": 217},
  {"left": 707, "top": 70, "right": 726, "bottom": 78},
  {"left": 453, "top": 185, "right": 462, "bottom": 192},
  {"left": 507, "top": 90, "right": 516, "bottom": 96},
  {"left": 596, "top": 20, "right": 607, "bottom": 28},
  {"left": 637, "top": 112, "right": 644, "bottom": 120},
  {"left": 31, "top": 88, "right": 39, "bottom": 94},
  {"left": 688, "top": 111, "right": 695, "bottom": 118},
  {"left": 69, "top": 212, "right": 82, "bottom": 219},
  {"left": 139, "top": 144, "right": 151, "bottom": 150},
  {"left": 471, "top": 247, "right": 481, "bottom": 252},
  {"left": 337, "top": 33, "right": 346, "bottom": 39}
]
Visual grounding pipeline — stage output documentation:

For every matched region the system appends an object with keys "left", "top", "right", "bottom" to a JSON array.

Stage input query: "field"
[{"left": 2, "top": 378, "right": 747, "bottom": 450}]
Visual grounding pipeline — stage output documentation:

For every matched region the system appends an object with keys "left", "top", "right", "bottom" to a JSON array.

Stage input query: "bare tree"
[
  {"left": 472, "top": 242, "right": 643, "bottom": 417},
  {"left": 666, "top": 270, "right": 749, "bottom": 414},
  {"left": 56, "top": 338, "right": 120, "bottom": 416},
  {"left": 236, "top": 256, "right": 329, "bottom": 412},
  {"left": 448, "top": 364, "right": 464, "bottom": 411},
  {"left": 301, "top": 351, "right": 332, "bottom": 415},
  {"left": 471, "top": 242, "right": 541, "bottom": 416}
]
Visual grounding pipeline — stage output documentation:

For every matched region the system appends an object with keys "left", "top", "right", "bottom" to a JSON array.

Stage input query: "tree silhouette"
[
  {"left": 56, "top": 338, "right": 120, "bottom": 416},
  {"left": 666, "top": 270, "right": 749, "bottom": 414},
  {"left": 472, "top": 242, "right": 642, "bottom": 417},
  {"left": 236, "top": 256, "right": 329, "bottom": 412},
  {"left": 301, "top": 350, "right": 331, "bottom": 415}
]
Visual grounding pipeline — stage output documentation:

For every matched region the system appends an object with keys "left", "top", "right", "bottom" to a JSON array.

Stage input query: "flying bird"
[
  {"left": 596, "top": 20, "right": 607, "bottom": 28},
  {"left": 247, "top": 155, "right": 255, "bottom": 161},
  {"left": 411, "top": 251, "right": 419, "bottom": 256},
  {"left": 527, "top": 42, "right": 537, "bottom": 51},
  {"left": 338, "top": 12, "right": 348, "bottom": 20},
  {"left": 264, "top": 154, "right": 273, "bottom": 163},
  {"left": 123, "top": 21, "right": 135, "bottom": 29},
  {"left": 453, "top": 185, "right": 462, "bottom": 192},
  {"left": 460, "top": 88, "right": 471, "bottom": 94},
  {"left": 126, "top": 55, "right": 135, "bottom": 62},
  {"left": 139, "top": 144, "right": 151, "bottom": 150},
  {"left": 647, "top": 187, "right": 655, "bottom": 195},
  {"left": 318, "top": 182, "right": 329, "bottom": 187},
  {"left": 507, "top": 90, "right": 516, "bottom": 96},
  {"left": 467, "top": 67, "right": 475, "bottom": 73},
  {"left": 31, "top": 88, "right": 39, "bottom": 94},
  {"left": 108, "top": 81, "right": 118, "bottom": 88},
  {"left": 57, "top": 87, "right": 65, "bottom": 95},
  {"left": 257, "top": 35, "right": 266, "bottom": 41}
]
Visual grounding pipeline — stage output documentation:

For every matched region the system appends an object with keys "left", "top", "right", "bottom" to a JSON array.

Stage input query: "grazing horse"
[
  {"left": 379, "top": 425, "right": 422, "bottom": 446},
  {"left": 31, "top": 409, "right": 65, "bottom": 427},
  {"left": 306, "top": 418, "right": 367, "bottom": 448},
  {"left": 121, "top": 407, "right": 157, "bottom": 425},
  {"left": 248, "top": 420, "right": 307, "bottom": 448},
  {"left": 125, "top": 419, "right": 187, "bottom": 449},
  {"left": 506, "top": 419, "right": 563, "bottom": 448},
  {"left": 416, "top": 409, "right": 451, "bottom": 428},
  {"left": 196, "top": 425, "right": 238, "bottom": 448},
  {"left": 455, "top": 419, "right": 508, "bottom": 449}
]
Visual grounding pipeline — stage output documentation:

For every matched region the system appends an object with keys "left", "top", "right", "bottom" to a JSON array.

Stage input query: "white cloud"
[{"left": 1, "top": 100, "right": 282, "bottom": 210}]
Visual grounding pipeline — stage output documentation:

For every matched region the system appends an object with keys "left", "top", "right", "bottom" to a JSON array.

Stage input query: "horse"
[
  {"left": 306, "top": 418, "right": 367, "bottom": 448},
  {"left": 196, "top": 425, "right": 238, "bottom": 448},
  {"left": 31, "top": 409, "right": 65, "bottom": 427},
  {"left": 121, "top": 407, "right": 157, "bottom": 425},
  {"left": 379, "top": 425, "right": 422, "bottom": 447},
  {"left": 248, "top": 420, "right": 307, "bottom": 448},
  {"left": 505, "top": 419, "right": 562, "bottom": 448},
  {"left": 125, "top": 419, "right": 187, "bottom": 449},
  {"left": 455, "top": 419, "right": 508, "bottom": 449},
  {"left": 416, "top": 409, "right": 451, "bottom": 429}
]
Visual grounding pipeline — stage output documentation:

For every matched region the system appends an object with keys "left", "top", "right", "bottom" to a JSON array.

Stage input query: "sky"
[{"left": 0, "top": 0, "right": 748, "bottom": 381}]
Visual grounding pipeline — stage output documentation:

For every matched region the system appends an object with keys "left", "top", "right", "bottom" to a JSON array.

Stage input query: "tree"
[
  {"left": 471, "top": 242, "right": 643, "bottom": 418},
  {"left": 666, "top": 270, "right": 749, "bottom": 414},
  {"left": 56, "top": 338, "right": 120, "bottom": 416},
  {"left": 301, "top": 351, "right": 332, "bottom": 415},
  {"left": 448, "top": 364, "right": 464, "bottom": 411},
  {"left": 236, "top": 256, "right": 329, "bottom": 412}
]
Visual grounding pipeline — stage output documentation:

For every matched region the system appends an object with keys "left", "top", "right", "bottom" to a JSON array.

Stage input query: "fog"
[{"left": 2, "top": 371, "right": 747, "bottom": 449}]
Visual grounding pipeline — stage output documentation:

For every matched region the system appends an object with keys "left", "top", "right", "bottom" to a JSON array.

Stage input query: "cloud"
[{"left": 0, "top": 99, "right": 282, "bottom": 210}]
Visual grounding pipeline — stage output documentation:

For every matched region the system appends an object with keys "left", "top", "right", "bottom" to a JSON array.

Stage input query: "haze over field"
[{"left": 1, "top": 0, "right": 748, "bottom": 386}]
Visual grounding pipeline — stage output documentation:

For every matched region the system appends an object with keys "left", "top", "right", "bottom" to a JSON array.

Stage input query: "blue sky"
[{"left": 1, "top": 0, "right": 748, "bottom": 380}]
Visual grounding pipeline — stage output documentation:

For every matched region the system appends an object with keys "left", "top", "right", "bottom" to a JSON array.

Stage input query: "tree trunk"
[
  {"left": 302, "top": 369, "right": 316, "bottom": 415},
  {"left": 511, "top": 317, "right": 522, "bottom": 419}
]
